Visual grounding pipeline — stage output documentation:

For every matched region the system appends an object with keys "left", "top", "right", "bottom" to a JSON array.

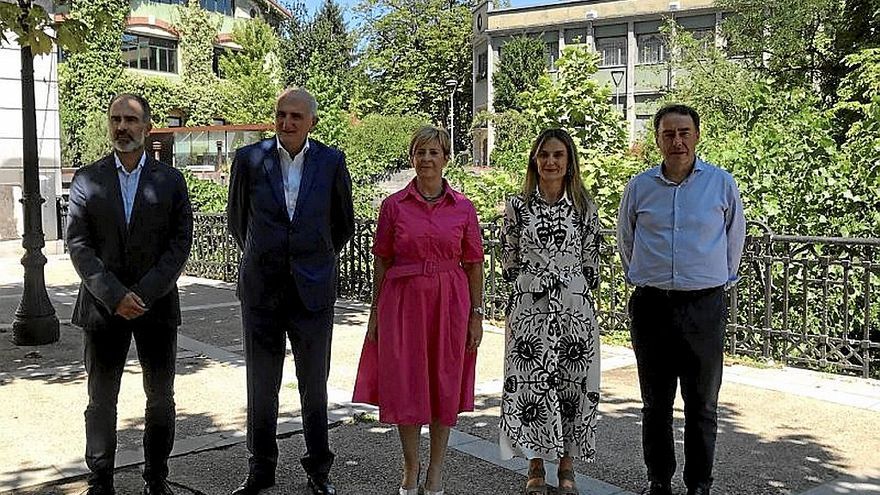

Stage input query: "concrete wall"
[
  {"left": 0, "top": 36, "right": 61, "bottom": 241},
  {"left": 487, "top": 0, "right": 715, "bottom": 32}
]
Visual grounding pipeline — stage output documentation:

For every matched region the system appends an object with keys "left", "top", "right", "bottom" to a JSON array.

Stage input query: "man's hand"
[{"left": 115, "top": 292, "right": 147, "bottom": 320}]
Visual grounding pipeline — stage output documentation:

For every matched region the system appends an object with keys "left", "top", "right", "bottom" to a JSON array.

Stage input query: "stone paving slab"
[{"left": 3, "top": 259, "right": 880, "bottom": 495}]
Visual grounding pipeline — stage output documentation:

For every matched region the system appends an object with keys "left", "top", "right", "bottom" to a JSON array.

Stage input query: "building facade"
[
  {"left": 0, "top": 0, "right": 288, "bottom": 242},
  {"left": 472, "top": 0, "right": 720, "bottom": 166},
  {"left": 0, "top": 0, "right": 63, "bottom": 242}
]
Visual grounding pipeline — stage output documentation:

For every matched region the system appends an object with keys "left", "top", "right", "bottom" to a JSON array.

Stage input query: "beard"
[{"left": 111, "top": 132, "right": 146, "bottom": 153}]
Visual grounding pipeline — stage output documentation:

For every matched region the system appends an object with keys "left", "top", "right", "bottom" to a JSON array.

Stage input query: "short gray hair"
[{"left": 276, "top": 87, "right": 318, "bottom": 118}]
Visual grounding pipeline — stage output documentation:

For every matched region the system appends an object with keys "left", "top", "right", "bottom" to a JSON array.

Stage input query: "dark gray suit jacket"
[
  {"left": 67, "top": 153, "right": 193, "bottom": 328},
  {"left": 227, "top": 137, "right": 355, "bottom": 312}
]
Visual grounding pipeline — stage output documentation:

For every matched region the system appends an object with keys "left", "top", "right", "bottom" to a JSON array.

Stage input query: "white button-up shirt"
[
  {"left": 114, "top": 152, "right": 146, "bottom": 225},
  {"left": 277, "top": 137, "right": 310, "bottom": 220}
]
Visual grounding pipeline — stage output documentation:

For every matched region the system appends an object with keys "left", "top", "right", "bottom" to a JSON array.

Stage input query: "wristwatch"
[{"left": 471, "top": 306, "right": 484, "bottom": 317}]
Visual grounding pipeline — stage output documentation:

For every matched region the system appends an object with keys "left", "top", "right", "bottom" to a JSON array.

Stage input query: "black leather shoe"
[
  {"left": 642, "top": 481, "right": 673, "bottom": 495},
  {"left": 687, "top": 484, "right": 711, "bottom": 495},
  {"left": 83, "top": 485, "right": 115, "bottom": 495},
  {"left": 143, "top": 480, "right": 175, "bottom": 495},
  {"left": 231, "top": 475, "right": 275, "bottom": 495},
  {"left": 307, "top": 474, "right": 337, "bottom": 495}
]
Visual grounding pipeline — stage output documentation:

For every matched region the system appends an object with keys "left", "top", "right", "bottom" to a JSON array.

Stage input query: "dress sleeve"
[
  {"left": 372, "top": 198, "right": 395, "bottom": 259},
  {"left": 500, "top": 198, "right": 522, "bottom": 282},
  {"left": 581, "top": 203, "right": 600, "bottom": 290},
  {"left": 461, "top": 201, "right": 484, "bottom": 263}
]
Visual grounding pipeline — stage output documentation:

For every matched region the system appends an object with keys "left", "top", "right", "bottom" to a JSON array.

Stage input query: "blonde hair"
[
  {"left": 522, "top": 128, "right": 593, "bottom": 216},
  {"left": 409, "top": 126, "right": 451, "bottom": 160}
]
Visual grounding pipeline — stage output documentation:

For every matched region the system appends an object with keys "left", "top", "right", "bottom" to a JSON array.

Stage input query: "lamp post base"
[{"left": 12, "top": 314, "right": 60, "bottom": 346}]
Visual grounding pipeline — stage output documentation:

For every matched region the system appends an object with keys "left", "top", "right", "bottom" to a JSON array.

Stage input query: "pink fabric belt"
[{"left": 386, "top": 259, "right": 461, "bottom": 279}]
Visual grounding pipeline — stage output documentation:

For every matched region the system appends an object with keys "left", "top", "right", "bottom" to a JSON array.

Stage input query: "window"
[
  {"left": 200, "top": 0, "right": 233, "bottom": 15},
  {"left": 564, "top": 27, "right": 587, "bottom": 45},
  {"left": 689, "top": 29, "right": 715, "bottom": 51},
  {"left": 150, "top": 0, "right": 183, "bottom": 4},
  {"left": 122, "top": 33, "right": 178, "bottom": 73},
  {"left": 638, "top": 34, "right": 666, "bottom": 64},
  {"left": 213, "top": 47, "right": 228, "bottom": 77},
  {"left": 596, "top": 37, "right": 627, "bottom": 67},
  {"left": 477, "top": 52, "right": 488, "bottom": 80},
  {"left": 545, "top": 41, "right": 559, "bottom": 69},
  {"left": 167, "top": 116, "right": 182, "bottom": 127}
]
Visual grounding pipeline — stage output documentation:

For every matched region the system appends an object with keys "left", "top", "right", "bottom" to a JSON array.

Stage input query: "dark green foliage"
[
  {"left": 492, "top": 35, "right": 546, "bottom": 113},
  {"left": 356, "top": 0, "right": 473, "bottom": 150},
  {"left": 182, "top": 170, "right": 227, "bottom": 213}
]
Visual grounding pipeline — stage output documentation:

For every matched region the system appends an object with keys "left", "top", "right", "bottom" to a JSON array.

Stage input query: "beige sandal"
[
  {"left": 557, "top": 468, "right": 579, "bottom": 495},
  {"left": 524, "top": 464, "right": 547, "bottom": 495}
]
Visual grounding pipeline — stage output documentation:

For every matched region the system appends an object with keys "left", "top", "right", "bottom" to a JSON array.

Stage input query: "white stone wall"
[{"left": 0, "top": 34, "right": 62, "bottom": 241}]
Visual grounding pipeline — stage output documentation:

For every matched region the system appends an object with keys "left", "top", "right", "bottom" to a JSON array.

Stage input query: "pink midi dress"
[{"left": 352, "top": 179, "right": 484, "bottom": 426}]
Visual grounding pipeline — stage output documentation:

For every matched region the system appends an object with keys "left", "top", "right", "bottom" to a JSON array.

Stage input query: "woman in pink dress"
[{"left": 353, "top": 126, "right": 484, "bottom": 495}]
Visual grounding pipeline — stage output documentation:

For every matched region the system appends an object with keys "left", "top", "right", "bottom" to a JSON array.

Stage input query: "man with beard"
[{"left": 67, "top": 93, "right": 193, "bottom": 495}]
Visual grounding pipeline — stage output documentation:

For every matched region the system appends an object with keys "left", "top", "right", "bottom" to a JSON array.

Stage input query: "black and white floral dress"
[{"left": 499, "top": 191, "right": 601, "bottom": 461}]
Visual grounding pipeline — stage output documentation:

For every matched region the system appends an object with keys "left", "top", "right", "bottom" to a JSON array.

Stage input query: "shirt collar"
[
  {"left": 114, "top": 152, "right": 146, "bottom": 175},
  {"left": 403, "top": 178, "right": 457, "bottom": 204},
  {"left": 654, "top": 156, "right": 705, "bottom": 184},
  {"left": 277, "top": 136, "right": 310, "bottom": 162},
  {"left": 531, "top": 187, "right": 571, "bottom": 206}
]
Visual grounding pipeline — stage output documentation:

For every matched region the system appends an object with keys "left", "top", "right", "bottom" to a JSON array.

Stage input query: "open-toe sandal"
[
  {"left": 524, "top": 464, "right": 547, "bottom": 495},
  {"left": 557, "top": 468, "right": 579, "bottom": 495}
]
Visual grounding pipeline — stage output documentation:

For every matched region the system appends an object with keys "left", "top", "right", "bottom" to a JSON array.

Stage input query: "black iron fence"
[{"left": 186, "top": 214, "right": 880, "bottom": 379}]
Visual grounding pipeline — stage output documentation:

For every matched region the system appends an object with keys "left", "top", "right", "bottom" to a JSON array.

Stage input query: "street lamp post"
[
  {"left": 13, "top": 0, "right": 60, "bottom": 345},
  {"left": 611, "top": 69, "right": 625, "bottom": 117},
  {"left": 445, "top": 79, "right": 458, "bottom": 158}
]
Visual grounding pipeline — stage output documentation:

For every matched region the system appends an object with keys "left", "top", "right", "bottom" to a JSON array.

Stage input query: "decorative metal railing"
[{"left": 186, "top": 214, "right": 880, "bottom": 379}]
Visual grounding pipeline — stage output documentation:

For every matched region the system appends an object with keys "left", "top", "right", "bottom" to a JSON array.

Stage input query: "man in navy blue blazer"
[
  {"left": 227, "top": 88, "right": 355, "bottom": 495},
  {"left": 67, "top": 93, "right": 193, "bottom": 495}
]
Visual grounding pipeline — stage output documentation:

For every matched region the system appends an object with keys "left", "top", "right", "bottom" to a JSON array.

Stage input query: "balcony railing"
[{"left": 187, "top": 214, "right": 880, "bottom": 379}]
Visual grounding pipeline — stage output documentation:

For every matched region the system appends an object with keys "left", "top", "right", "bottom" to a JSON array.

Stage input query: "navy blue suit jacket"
[
  {"left": 227, "top": 137, "right": 355, "bottom": 312},
  {"left": 67, "top": 154, "right": 194, "bottom": 328}
]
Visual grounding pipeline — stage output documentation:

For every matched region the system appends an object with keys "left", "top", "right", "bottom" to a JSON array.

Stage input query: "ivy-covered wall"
[{"left": 59, "top": 0, "right": 279, "bottom": 167}]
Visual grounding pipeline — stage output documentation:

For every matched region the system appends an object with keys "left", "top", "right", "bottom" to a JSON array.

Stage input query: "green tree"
[
  {"left": 218, "top": 18, "right": 282, "bottom": 124},
  {"left": 453, "top": 46, "right": 631, "bottom": 221},
  {"left": 356, "top": 0, "right": 473, "bottom": 149},
  {"left": 492, "top": 35, "right": 546, "bottom": 112},
  {"left": 717, "top": 0, "right": 880, "bottom": 103}
]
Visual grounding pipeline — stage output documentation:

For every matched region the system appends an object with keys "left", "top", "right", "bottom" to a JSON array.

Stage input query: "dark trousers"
[
  {"left": 629, "top": 285, "right": 727, "bottom": 489},
  {"left": 83, "top": 319, "right": 177, "bottom": 487},
  {"left": 242, "top": 290, "right": 335, "bottom": 481}
]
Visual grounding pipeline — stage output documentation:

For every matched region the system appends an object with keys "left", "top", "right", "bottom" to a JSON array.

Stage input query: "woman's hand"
[
  {"left": 366, "top": 308, "right": 378, "bottom": 342},
  {"left": 467, "top": 315, "right": 483, "bottom": 352}
]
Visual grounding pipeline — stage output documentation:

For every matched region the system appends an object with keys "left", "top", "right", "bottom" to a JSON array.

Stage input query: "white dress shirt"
[
  {"left": 114, "top": 152, "right": 146, "bottom": 225},
  {"left": 277, "top": 137, "right": 310, "bottom": 220}
]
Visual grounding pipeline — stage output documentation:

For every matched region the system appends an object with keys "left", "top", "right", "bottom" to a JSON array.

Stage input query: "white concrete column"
[
  {"left": 626, "top": 20, "right": 636, "bottom": 140},
  {"left": 715, "top": 12, "right": 724, "bottom": 49},
  {"left": 558, "top": 28, "right": 565, "bottom": 52},
  {"left": 486, "top": 35, "right": 496, "bottom": 167},
  {"left": 586, "top": 21, "right": 594, "bottom": 51}
]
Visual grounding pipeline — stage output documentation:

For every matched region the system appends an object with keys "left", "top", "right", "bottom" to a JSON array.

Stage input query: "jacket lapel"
[
  {"left": 262, "top": 146, "right": 287, "bottom": 215},
  {"left": 127, "top": 157, "right": 155, "bottom": 235},
  {"left": 101, "top": 155, "right": 127, "bottom": 240}
]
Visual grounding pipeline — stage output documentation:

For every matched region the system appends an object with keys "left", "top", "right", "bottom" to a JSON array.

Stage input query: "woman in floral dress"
[{"left": 499, "top": 128, "right": 601, "bottom": 495}]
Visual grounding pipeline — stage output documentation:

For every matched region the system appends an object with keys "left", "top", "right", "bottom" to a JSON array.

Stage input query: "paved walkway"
[{"left": 1, "top": 254, "right": 879, "bottom": 494}]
